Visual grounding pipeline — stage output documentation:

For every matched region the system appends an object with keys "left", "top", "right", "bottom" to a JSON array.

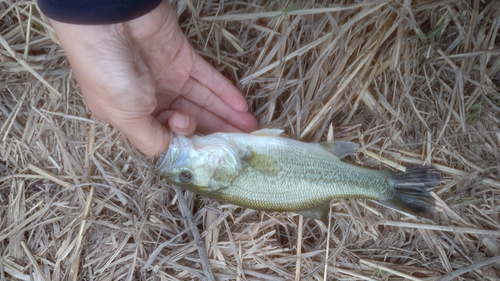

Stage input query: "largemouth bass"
[{"left": 155, "top": 129, "right": 440, "bottom": 221}]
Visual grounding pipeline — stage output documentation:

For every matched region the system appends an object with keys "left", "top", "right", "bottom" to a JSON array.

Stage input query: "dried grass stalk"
[{"left": 1, "top": 0, "right": 499, "bottom": 280}]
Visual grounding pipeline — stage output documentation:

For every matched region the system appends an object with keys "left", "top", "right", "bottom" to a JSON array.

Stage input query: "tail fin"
[{"left": 381, "top": 167, "right": 440, "bottom": 219}]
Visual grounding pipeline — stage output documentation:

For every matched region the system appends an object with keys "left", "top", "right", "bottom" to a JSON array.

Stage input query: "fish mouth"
[
  {"left": 154, "top": 132, "right": 192, "bottom": 174},
  {"left": 154, "top": 152, "right": 170, "bottom": 174},
  {"left": 154, "top": 131, "right": 177, "bottom": 174}
]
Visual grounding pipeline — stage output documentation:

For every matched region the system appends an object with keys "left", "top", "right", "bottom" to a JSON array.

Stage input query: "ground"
[{"left": 1, "top": 0, "right": 499, "bottom": 280}]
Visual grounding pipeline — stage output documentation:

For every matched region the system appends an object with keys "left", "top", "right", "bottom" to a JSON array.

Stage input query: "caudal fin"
[{"left": 381, "top": 167, "right": 440, "bottom": 219}]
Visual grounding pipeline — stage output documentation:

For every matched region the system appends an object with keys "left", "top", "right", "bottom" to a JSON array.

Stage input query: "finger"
[
  {"left": 190, "top": 53, "right": 249, "bottom": 112},
  {"left": 169, "top": 96, "right": 258, "bottom": 133},
  {"left": 156, "top": 110, "right": 197, "bottom": 136},
  {"left": 175, "top": 78, "right": 258, "bottom": 131},
  {"left": 168, "top": 111, "right": 197, "bottom": 135},
  {"left": 113, "top": 114, "right": 171, "bottom": 156},
  {"left": 153, "top": 82, "right": 259, "bottom": 132}
]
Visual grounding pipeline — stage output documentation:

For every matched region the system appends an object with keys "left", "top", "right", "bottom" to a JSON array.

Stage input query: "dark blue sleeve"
[{"left": 38, "top": 0, "right": 162, "bottom": 25}]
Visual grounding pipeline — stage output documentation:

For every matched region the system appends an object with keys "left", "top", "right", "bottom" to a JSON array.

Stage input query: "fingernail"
[
  {"left": 237, "top": 103, "right": 248, "bottom": 112},
  {"left": 173, "top": 114, "right": 189, "bottom": 129}
]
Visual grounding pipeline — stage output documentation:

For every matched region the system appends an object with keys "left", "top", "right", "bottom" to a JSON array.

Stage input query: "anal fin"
[{"left": 296, "top": 201, "right": 331, "bottom": 222}]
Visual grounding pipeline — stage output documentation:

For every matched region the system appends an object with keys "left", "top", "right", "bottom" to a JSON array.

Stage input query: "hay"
[{"left": 1, "top": 0, "right": 500, "bottom": 280}]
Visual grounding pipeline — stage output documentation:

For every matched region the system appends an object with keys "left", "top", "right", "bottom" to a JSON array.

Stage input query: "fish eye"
[{"left": 178, "top": 170, "right": 193, "bottom": 183}]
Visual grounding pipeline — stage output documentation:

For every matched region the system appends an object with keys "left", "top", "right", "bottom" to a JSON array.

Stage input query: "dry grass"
[{"left": 1, "top": 0, "right": 500, "bottom": 280}]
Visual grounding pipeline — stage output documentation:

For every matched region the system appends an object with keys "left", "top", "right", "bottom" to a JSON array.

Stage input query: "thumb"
[
  {"left": 167, "top": 111, "right": 197, "bottom": 136},
  {"left": 116, "top": 115, "right": 171, "bottom": 156}
]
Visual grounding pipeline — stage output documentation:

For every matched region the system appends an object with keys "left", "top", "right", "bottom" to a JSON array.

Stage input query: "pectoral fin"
[
  {"left": 319, "top": 141, "right": 359, "bottom": 159},
  {"left": 242, "top": 151, "right": 281, "bottom": 175},
  {"left": 297, "top": 201, "right": 331, "bottom": 222}
]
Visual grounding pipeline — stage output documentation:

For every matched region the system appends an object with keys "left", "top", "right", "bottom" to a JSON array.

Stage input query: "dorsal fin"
[
  {"left": 319, "top": 141, "right": 359, "bottom": 159},
  {"left": 250, "top": 129, "right": 284, "bottom": 137}
]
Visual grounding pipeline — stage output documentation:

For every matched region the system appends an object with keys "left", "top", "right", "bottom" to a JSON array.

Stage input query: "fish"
[{"left": 155, "top": 129, "right": 440, "bottom": 221}]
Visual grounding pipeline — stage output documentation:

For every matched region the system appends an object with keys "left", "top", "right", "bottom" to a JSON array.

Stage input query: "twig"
[
  {"left": 71, "top": 185, "right": 94, "bottom": 281},
  {"left": 21, "top": 241, "right": 48, "bottom": 281},
  {"left": 323, "top": 202, "right": 333, "bottom": 280},
  {"left": 436, "top": 255, "right": 500, "bottom": 281},
  {"left": 172, "top": 185, "right": 215, "bottom": 281},
  {"left": 201, "top": 3, "right": 383, "bottom": 21},
  {"left": 381, "top": 221, "right": 500, "bottom": 236},
  {"left": 0, "top": 34, "right": 61, "bottom": 98},
  {"left": 294, "top": 215, "right": 303, "bottom": 281},
  {"left": 360, "top": 259, "right": 423, "bottom": 281}
]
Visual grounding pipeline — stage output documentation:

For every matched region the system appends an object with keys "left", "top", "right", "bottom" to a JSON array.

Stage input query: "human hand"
[{"left": 49, "top": 2, "right": 258, "bottom": 155}]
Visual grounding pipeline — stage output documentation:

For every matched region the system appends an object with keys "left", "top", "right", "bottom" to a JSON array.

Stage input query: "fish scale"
[
  {"left": 221, "top": 135, "right": 391, "bottom": 207},
  {"left": 156, "top": 129, "right": 440, "bottom": 221}
]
